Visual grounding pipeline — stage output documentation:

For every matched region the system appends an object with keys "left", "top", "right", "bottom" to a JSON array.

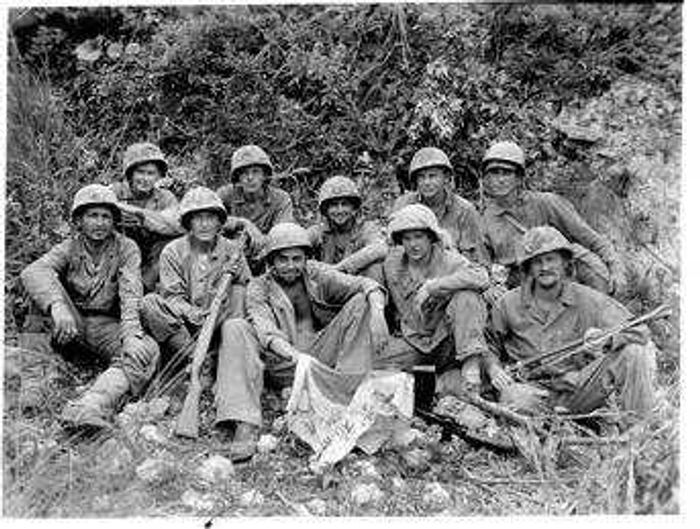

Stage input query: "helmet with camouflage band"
[
  {"left": 318, "top": 175, "right": 361, "bottom": 214},
  {"left": 179, "top": 186, "right": 227, "bottom": 230},
  {"left": 71, "top": 184, "right": 122, "bottom": 222},
  {"left": 516, "top": 226, "right": 573, "bottom": 266},
  {"left": 123, "top": 142, "right": 168, "bottom": 179},
  {"left": 481, "top": 141, "right": 525, "bottom": 174},
  {"left": 230, "top": 145, "right": 273, "bottom": 179},
  {"left": 264, "top": 222, "right": 311, "bottom": 259}
]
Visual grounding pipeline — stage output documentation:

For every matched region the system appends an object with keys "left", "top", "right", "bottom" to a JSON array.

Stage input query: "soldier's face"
[
  {"left": 80, "top": 206, "right": 115, "bottom": 242},
  {"left": 130, "top": 162, "right": 161, "bottom": 197},
  {"left": 270, "top": 248, "right": 307, "bottom": 284},
  {"left": 190, "top": 210, "right": 222, "bottom": 243},
  {"left": 237, "top": 165, "right": 267, "bottom": 195},
  {"left": 529, "top": 251, "right": 567, "bottom": 289},
  {"left": 401, "top": 230, "right": 433, "bottom": 262},
  {"left": 325, "top": 197, "right": 357, "bottom": 228},
  {"left": 416, "top": 167, "right": 448, "bottom": 199},
  {"left": 483, "top": 163, "right": 519, "bottom": 198}
]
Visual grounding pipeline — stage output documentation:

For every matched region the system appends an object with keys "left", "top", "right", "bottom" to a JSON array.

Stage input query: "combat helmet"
[
  {"left": 71, "top": 184, "right": 121, "bottom": 222},
  {"left": 482, "top": 141, "right": 525, "bottom": 173},
  {"left": 516, "top": 226, "right": 573, "bottom": 266},
  {"left": 318, "top": 175, "right": 361, "bottom": 214},
  {"left": 179, "top": 186, "right": 227, "bottom": 229},
  {"left": 408, "top": 147, "right": 453, "bottom": 181},
  {"left": 388, "top": 204, "right": 442, "bottom": 245},
  {"left": 230, "top": 145, "right": 273, "bottom": 179},
  {"left": 264, "top": 222, "right": 311, "bottom": 259},
  {"left": 123, "top": 142, "right": 168, "bottom": 179}
]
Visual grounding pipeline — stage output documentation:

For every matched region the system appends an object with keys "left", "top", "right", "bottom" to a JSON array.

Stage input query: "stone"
[
  {"left": 401, "top": 447, "right": 432, "bottom": 471},
  {"left": 97, "top": 438, "right": 133, "bottom": 476},
  {"left": 422, "top": 482, "right": 450, "bottom": 508},
  {"left": 257, "top": 434, "right": 279, "bottom": 453},
  {"left": 181, "top": 489, "right": 217, "bottom": 512},
  {"left": 196, "top": 455, "right": 235, "bottom": 484},
  {"left": 355, "top": 459, "right": 381, "bottom": 480},
  {"left": 306, "top": 498, "right": 327, "bottom": 515},
  {"left": 392, "top": 427, "right": 423, "bottom": 447},
  {"left": 240, "top": 489, "right": 265, "bottom": 507},
  {"left": 139, "top": 424, "right": 167, "bottom": 444},
  {"left": 350, "top": 482, "right": 385, "bottom": 506},
  {"left": 136, "top": 458, "right": 176, "bottom": 485}
]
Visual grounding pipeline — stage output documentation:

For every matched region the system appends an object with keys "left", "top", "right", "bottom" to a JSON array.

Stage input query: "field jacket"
[
  {"left": 246, "top": 261, "right": 381, "bottom": 350},
  {"left": 307, "top": 218, "right": 387, "bottom": 274},
  {"left": 21, "top": 232, "right": 144, "bottom": 340},
  {"left": 217, "top": 183, "right": 294, "bottom": 234}
]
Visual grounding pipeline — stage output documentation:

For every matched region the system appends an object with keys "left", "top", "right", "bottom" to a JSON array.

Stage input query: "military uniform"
[
  {"left": 486, "top": 226, "right": 655, "bottom": 419},
  {"left": 482, "top": 190, "right": 619, "bottom": 291},
  {"left": 373, "top": 204, "right": 490, "bottom": 393},
  {"left": 20, "top": 184, "right": 159, "bottom": 428},
  {"left": 217, "top": 183, "right": 294, "bottom": 235},
  {"left": 219, "top": 222, "right": 383, "bottom": 429},
  {"left": 111, "top": 180, "right": 182, "bottom": 291}
]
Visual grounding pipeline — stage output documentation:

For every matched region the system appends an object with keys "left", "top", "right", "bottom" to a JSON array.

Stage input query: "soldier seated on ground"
[
  {"left": 140, "top": 186, "right": 250, "bottom": 426},
  {"left": 374, "top": 204, "right": 491, "bottom": 396},
  {"left": 479, "top": 140, "right": 626, "bottom": 295},
  {"left": 484, "top": 226, "right": 656, "bottom": 430},
  {"left": 217, "top": 144, "right": 295, "bottom": 274},
  {"left": 19, "top": 184, "right": 160, "bottom": 431},
  {"left": 111, "top": 142, "right": 183, "bottom": 292},
  {"left": 218, "top": 222, "right": 389, "bottom": 462},
  {"left": 307, "top": 175, "right": 387, "bottom": 282}
]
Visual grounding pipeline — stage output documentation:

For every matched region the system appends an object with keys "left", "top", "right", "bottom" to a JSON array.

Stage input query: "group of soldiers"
[{"left": 18, "top": 140, "right": 657, "bottom": 462}]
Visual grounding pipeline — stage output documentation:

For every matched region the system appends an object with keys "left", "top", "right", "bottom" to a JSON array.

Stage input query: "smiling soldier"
[{"left": 111, "top": 142, "right": 183, "bottom": 292}]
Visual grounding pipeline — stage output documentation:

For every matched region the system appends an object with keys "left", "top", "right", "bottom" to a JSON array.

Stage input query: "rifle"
[
  {"left": 508, "top": 303, "right": 671, "bottom": 379},
  {"left": 174, "top": 271, "right": 234, "bottom": 438}
]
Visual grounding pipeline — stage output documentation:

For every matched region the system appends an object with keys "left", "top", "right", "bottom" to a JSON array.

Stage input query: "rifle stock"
[{"left": 175, "top": 271, "right": 234, "bottom": 438}]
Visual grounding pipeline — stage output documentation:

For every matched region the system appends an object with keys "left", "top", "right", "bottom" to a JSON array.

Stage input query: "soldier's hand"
[
  {"left": 483, "top": 283, "right": 508, "bottom": 307},
  {"left": 487, "top": 363, "right": 514, "bottom": 392},
  {"left": 271, "top": 339, "right": 300, "bottom": 362},
  {"left": 583, "top": 327, "right": 608, "bottom": 357},
  {"left": 368, "top": 310, "right": 390, "bottom": 355},
  {"left": 51, "top": 303, "right": 79, "bottom": 345},
  {"left": 609, "top": 266, "right": 626, "bottom": 296},
  {"left": 225, "top": 256, "right": 243, "bottom": 278},
  {"left": 123, "top": 336, "right": 153, "bottom": 368},
  {"left": 499, "top": 382, "right": 549, "bottom": 414}
]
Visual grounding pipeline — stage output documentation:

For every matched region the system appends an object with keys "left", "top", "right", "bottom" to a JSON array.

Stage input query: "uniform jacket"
[
  {"left": 307, "top": 218, "right": 387, "bottom": 274},
  {"left": 21, "top": 232, "right": 144, "bottom": 340},
  {"left": 381, "top": 243, "right": 489, "bottom": 353},
  {"left": 481, "top": 190, "right": 619, "bottom": 272},
  {"left": 157, "top": 233, "right": 250, "bottom": 324},
  {"left": 393, "top": 190, "right": 488, "bottom": 266},
  {"left": 110, "top": 181, "right": 182, "bottom": 242},
  {"left": 246, "top": 261, "right": 381, "bottom": 350},
  {"left": 216, "top": 183, "right": 294, "bottom": 234},
  {"left": 489, "top": 278, "right": 649, "bottom": 374}
]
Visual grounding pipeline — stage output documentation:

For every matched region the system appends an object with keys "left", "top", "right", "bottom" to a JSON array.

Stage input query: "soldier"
[
  {"left": 140, "top": 186, "right": 250, "bottom": 400},
  {"left": 485, "top": 226, "right": 655, "bottom": 427},
  {"left": 217, "top": 144, "right": 294, "bottom": 272},
  {"left": 480, "top": 140, "right": 625, "bottom": 294},
  {"left": 19, "top": 184, "right": 160, "bottom": 430},
  {"left": 307, "top": 175, "right": 386, "bottom": 281},
  {"left": 374, "top": 204, "right": 490, "bottom": 395},
  {"left": 393, "top": 147, "right": 488, "bottom": 267},
  {"left": 218, "top": 222, "right": 389, "bottom": 461},
  {"left": 111, "top": 142, "right": 183, "bottom": 292}
]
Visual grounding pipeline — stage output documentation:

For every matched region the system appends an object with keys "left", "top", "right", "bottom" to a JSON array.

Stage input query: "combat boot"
[
  {"left": 60, "top": 366, "right": 130, "bottom": 430},
  {"left": 17, "top": 332, "right": 57, "bottom": 413},
  {"left": 229, "top": 422, "right": 259, "bottom": 463}
]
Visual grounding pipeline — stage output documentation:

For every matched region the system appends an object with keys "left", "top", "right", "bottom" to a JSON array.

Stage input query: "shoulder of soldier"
[
  {"left": 161, "top": 234, "right": 189, "bottom": 259},
  {"left": 392, "top": 191, "right": 418, "bottom": 211},
  {"left": 267, "top": 185, "right": 292, "bottom": 205},
  {"left": 154, "top": 187, "right": 178, "bottom": 204},
  {"left": 567, "top": 281, "right": 627, "bottom": 314},
  {"left": 450, "top": 192, "right": 479, "bottom": 213},
  {"left": 498, "top": 286, "right": 524, "bottom": 316},
  {"left": 521, "top": 190, "right": 560, "bottom": 205}
]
